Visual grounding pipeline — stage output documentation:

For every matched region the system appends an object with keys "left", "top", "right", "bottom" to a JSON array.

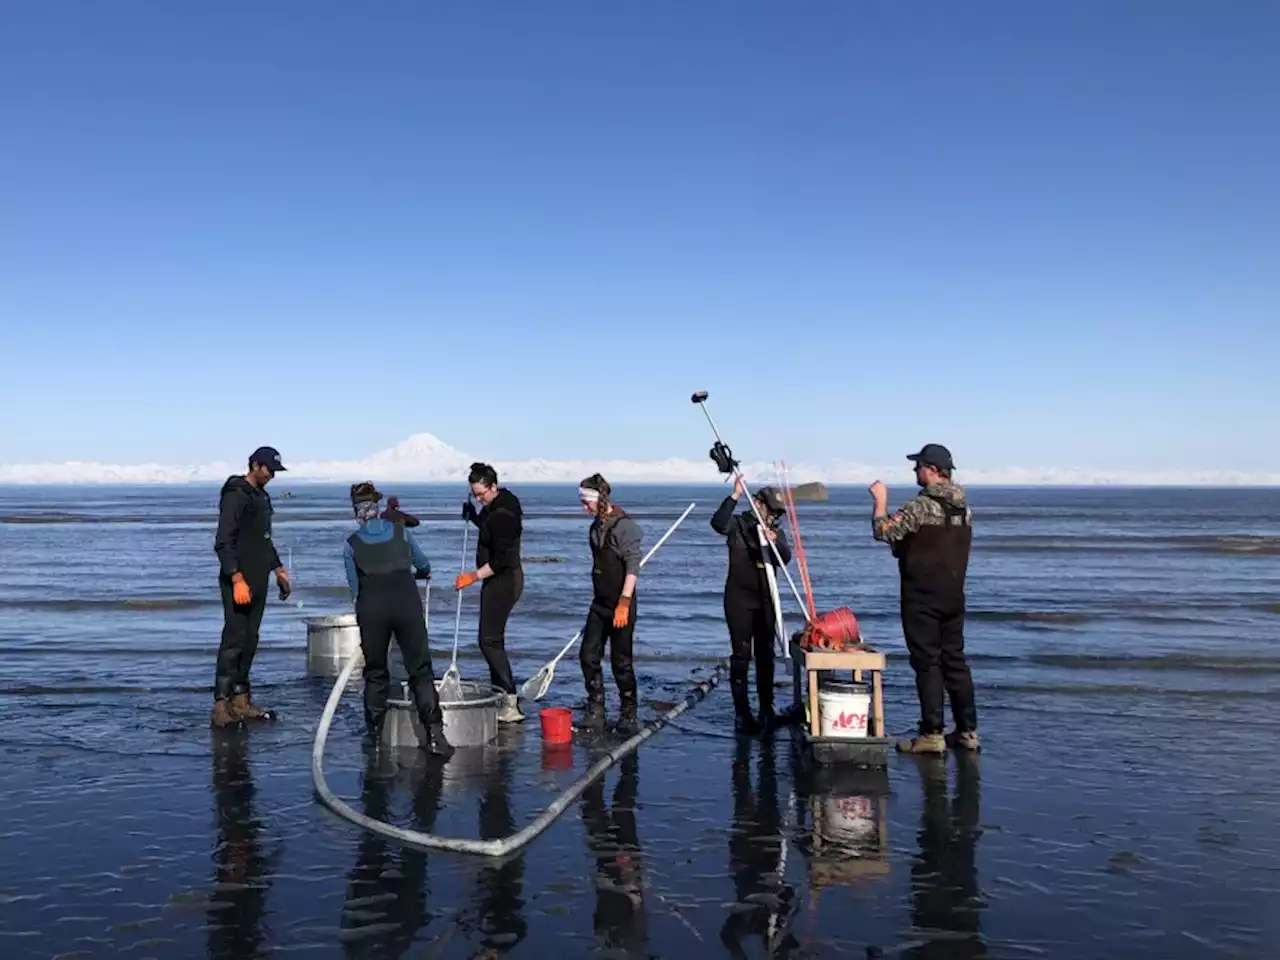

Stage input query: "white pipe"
[
  {"left": 312, "top": 651, "right": 730, "bottom": 857},
  {"left": 761, "top": 544, "right": 789, "bottom": 659}
]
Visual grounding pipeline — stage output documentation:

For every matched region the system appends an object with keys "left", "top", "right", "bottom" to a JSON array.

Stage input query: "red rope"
[{"left": 779, "top": 461, "right": 817, "bottom": 622}]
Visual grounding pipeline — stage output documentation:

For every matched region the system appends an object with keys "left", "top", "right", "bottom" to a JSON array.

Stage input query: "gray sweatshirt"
[{"left": 589, "top": 513, "right": 643, "bottom": 576}]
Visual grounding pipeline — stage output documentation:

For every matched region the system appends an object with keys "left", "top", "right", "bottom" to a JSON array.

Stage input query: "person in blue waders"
[{"left": 344, "top": 482, "right": 453, "bottom": 759}]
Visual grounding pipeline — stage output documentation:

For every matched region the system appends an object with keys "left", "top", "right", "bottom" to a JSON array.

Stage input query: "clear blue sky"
[{"left": 2, "top": 2, "right": 1276, "bottom": 472}]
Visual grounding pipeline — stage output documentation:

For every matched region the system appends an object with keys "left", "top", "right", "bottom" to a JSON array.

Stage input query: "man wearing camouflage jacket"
[{"left": 869, "top": 443, "right": 980, "bottom": 754}]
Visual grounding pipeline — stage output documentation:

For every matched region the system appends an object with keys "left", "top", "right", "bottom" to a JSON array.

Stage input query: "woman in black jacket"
[
  {"left": 710, "top": 477, "right": 792, "bottom": 734},
  {"left": 455, "top": 462, "right": 525, "bottom": 723}
]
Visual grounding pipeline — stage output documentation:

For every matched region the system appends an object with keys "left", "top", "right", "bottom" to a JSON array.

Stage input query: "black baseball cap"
[
  {"left": 907, "top": 443, "right": 954, "bottom": 471},
  {"left": 249, "top": 446, "right": 287, "bottom": 472},
  {"left": 754, "top": 485, "right": 787, "bottom": 515}
]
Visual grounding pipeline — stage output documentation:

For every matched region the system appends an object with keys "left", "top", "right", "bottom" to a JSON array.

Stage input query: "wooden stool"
[{"left": 790, "top": 639, "right": 891, "bottom": 767}]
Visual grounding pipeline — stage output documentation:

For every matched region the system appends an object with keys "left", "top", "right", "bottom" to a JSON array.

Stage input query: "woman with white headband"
[{"left": 577, "top": 473, "right": 644, "bottom": 735}]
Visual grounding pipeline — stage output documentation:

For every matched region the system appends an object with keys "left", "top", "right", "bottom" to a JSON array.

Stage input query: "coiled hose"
[{"left": 312, "top": 649, "right": 730, "bottom": 857}]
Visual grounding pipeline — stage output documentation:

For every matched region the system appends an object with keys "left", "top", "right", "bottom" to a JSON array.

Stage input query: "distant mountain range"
[{"left": 0, "top": 432, "right": 1276, "bottom": 486}]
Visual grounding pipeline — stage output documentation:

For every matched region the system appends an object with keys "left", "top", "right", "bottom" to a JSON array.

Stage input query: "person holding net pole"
[{"left": 711, "top": 476, "right": 793, "bottom": 735}]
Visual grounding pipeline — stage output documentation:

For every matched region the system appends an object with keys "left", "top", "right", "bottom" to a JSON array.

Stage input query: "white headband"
[{"left": 578, "top": 487, "right": 600, "bottom": 503}]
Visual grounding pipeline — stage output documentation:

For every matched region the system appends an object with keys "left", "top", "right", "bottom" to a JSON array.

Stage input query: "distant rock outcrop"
[{"left": 789, "top": 481, "right": 828, "bottom": 502}]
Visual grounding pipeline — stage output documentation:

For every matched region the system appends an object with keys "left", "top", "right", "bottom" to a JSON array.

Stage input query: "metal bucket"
[
  {"left": 383, "top": 680, "right": 503, "bottom": 751},
  {"left": 305, "top": 613, "right": 361, "bottom": 677}
]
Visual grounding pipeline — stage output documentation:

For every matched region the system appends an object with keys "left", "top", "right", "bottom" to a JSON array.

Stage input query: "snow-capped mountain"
[{"left": 0, "top": 432, "right": 1276, "bottom": 486}]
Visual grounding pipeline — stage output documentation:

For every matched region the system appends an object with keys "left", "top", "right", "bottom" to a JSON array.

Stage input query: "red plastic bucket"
[{"left": 539, "top": 707, "right": 573, "bottom": 745}]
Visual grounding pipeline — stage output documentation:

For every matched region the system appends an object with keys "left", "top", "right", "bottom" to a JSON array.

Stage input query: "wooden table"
[{"left": 791, "top": 641, "right": 886, "bottom": 738}]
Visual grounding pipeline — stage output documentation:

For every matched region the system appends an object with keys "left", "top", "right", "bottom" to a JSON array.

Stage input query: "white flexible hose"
[{"left": 311, "top": 652, "right": 730, "bottom": 857}]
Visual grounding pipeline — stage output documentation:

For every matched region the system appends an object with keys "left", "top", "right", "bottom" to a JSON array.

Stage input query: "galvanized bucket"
[
  {"left": 305, "top": 613, "right": 361, "bottom": 677},
  {"left": 383, "top": 680, "right": 503, "bottom": 751}
]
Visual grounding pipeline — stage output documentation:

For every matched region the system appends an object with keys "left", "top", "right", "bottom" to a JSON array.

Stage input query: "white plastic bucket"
[{"left": 818, "top": 681, "right": 871, "bottom": 739}]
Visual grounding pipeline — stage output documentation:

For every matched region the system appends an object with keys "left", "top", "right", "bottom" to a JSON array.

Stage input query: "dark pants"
[
  {"left": 215, "top": 574, "right": 268, "bottom": 700},
  {"left": 725, "top": 594, "right": 776, "bottom": 718},
  {"left": 580, "top": 599, "right": 638, "bottom": 707},
  {"left": 357, "top": 578, "right": 443, "bottom": 734},
  {"left": 901, "top": 598, "right": 977, "bottom": 735},
  {"left": 479, "top": 568, "right": 523, "bottom": 695}
]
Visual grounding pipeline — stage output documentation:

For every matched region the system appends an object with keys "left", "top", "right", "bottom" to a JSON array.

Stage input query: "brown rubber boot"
[
  {"left": 211, "top": 698, "right": 241, "bottom": 729},
  {"left": 230, "top": 693, "right": 272, "bottom": 721},
  {"left": 946, "top": 729, "right": 981, "bottom": 751},
  {"left": 896, "top": 732, "right": 946, "bottom": 754}
]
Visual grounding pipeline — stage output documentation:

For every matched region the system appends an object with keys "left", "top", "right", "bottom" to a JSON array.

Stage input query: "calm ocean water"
[{"left": 1, "top": 482, "right": 1278, "bottom": 958}]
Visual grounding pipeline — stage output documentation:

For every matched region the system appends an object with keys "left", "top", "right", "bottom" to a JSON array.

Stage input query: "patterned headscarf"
[{"left": 355, "top": 499, "right": 381, "bottom": 522}]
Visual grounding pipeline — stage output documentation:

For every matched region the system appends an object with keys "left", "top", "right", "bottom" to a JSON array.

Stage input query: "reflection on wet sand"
[
  {"left": 906, "top": 754, "right": 984, "bottom": 959},
  {"left": 207, "top": 731, "right": 280, "bottom": 960},
  {"left": 338, "top": 751, "right": 444, "bottom": 956},
  {"left": 580, "top": 752, "right": 650, "bottom": 956},
  {"left": 721, "top": 738, "right": 800, "bottom": 958},
  {"left": 792, "top": 747, "right": 892, "bottom": 898},
  {"left": 337, "top": 742, "right": 530, "bottom": 957},
  {"left": 470, "top": 744, "right": 528, "bottom": 953}
]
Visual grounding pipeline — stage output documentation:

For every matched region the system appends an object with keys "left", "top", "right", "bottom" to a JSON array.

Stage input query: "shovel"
[{"left": 437, "top": 517, "right": 469, "bottom": 702}]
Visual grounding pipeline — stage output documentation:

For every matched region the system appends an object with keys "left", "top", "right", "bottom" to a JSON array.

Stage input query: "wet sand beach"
[{"left": 1, "top": 484, "right": 1278, "bottom": 958}]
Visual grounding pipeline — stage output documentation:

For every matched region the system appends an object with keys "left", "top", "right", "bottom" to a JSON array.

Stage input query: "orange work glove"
[
  {"left": 231, "top": 573, "right": 251, "bottom": 606},
  {"left": 455, "top": 571, "right": 479, "bottom": 591},
  {"left": 613, "top": 595, "right": 631, "bottom": 629}
]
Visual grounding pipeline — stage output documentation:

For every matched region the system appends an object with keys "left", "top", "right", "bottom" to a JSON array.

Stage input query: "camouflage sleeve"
[{"left": 872, "top": 497, "right": 929, "bottom": 543}]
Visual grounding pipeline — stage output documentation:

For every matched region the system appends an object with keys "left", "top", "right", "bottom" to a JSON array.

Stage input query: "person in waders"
[
  {"left": 710, "top": 477, "right": 792, "bottom": 735},
  {"left": 455, "top": 462, "right": 525, "bottom": 724},
  {"left": 577, "top": 474, "right": 644, "bottom": 735},
  {"left": 211, "top": 446, "right": 292, "bottom": 728},
  {"left": 344, "top": 482, "right": 454, "bottom": 758},
  {"left": 870, "top": 443, "right": 979, "bottom": 754}
]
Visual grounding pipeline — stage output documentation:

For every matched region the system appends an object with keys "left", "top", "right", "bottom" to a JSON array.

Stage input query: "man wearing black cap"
[
  {"left": 710, "top": 477, "right": 793, "bottom": 734},
  {"left": 869, "top": 443, "right": 979, "bottom": 754},
  {"left": 211, "top": 446, "right": 292, "bottom": 729}
]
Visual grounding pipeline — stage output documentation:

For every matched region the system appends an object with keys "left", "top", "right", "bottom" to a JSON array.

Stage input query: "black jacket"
[
  {"left": 214, "top": 476, "right": 283, "bottom": 581},
  {"left": 710, "top": 495, "right": 791, "bottom": 601},
  {"left": 469, "top": 488, "right": 523, "bottom": 575}
]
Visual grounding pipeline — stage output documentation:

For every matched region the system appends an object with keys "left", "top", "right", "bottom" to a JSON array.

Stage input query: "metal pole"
[{"left": 691, "top": 392, "right": 812, "bottom": 625}]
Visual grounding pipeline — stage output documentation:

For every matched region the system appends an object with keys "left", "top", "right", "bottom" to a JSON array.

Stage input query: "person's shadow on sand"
[
  {"left": 207, "top": 731, "right": 283, "bottom": 960},
  {"left": 721, "top": 737, "right": 801, "bottom": 959},
  {"left": 904, "top": 753, "right": 985, "bottom": 959},
  {"left": 580, "top": 752, "right": 650, "bottom": 956}
]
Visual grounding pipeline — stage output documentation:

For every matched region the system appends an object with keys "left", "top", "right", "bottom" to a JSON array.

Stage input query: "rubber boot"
[
  {"left": 363, "top": 713, "right": 385, "bottom": 753},
  {"left": 576, "top": 698, "right": 608, "bottom": 733},
  {"left": 946, "top": 729, "right": 981, "bottom": 752},
  {"left": 613, "top": 697, "right": 640, "bottom": 737},
  {"left": 230, "top": 692, "right": 274, "bottom": 722},
  {"left": 211, "top": 698, "right": 241, "bottom": 729},
  {"left": 897, "top": 732, "right": 947, "bottom": 754},
  {"left": 423, "top": 722, "right": 456, "bottom": 760},
  {"left": 731, "top": 675, "right": 760, "bottom": 735},
  {"left": 496, "top": 693, "right": 524, "bottom": 724},
  {"left": 756, "top": 663, "right": 776, "bottom": 734}
]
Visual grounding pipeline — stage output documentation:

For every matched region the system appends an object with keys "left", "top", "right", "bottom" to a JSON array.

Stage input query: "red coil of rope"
[{"left": 807, "top": 607, "right": 861, "bottom": 650}]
